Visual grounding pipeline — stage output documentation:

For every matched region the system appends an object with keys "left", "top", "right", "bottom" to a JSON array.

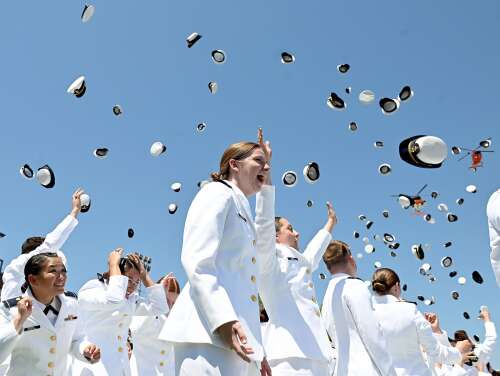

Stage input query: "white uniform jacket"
[
  {"left": 129, "top": 314, "right": 175, "bottom": 376},
  {"left": 0, "top": 290, "right": 91, "bottom": 376},
  {"left": 372, "top": 294, "right": 460, "bottom": 376},
  {"left": 255, "top": 187, "right": 332, "bottom": 362},
  {"left": 160, "top": 182, "right": 270, "bottom": 362},
  {"left": 474, "top": 320, "right": 497, "bottom": 368},
  {"left": 322, "top": 273, "right": 397, "bottom": 376},
  {"left": 1, "top": 215, "right": 78, "bottom": 301},
  {"left": 73, "top": 275, "right": 168, "bottom": 376},
  {"left": 487, "top": 189, "right": 500, "bottom": 286}
]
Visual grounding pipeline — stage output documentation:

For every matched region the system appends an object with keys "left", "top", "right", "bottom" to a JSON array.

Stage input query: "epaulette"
[
  {"left": 398, "top": 300, "right": 417, "bottom": 305},
  {"left": 2, "top": 296, "right": 22, "bottom": 309},
  {"left": 347, "top": 276, "right": 363, "bottom": 281},
  {"left": 64, "top": 291, "right": 78, "bottom": 299}
]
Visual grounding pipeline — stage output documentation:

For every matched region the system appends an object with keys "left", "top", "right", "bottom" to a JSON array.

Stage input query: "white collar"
[{"left": 373, "top": 294, "right": 400, "bottom": 304}]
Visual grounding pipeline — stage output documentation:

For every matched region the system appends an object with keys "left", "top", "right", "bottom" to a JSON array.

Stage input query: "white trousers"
[
  {"left": 174, "top": 343, "right": 260, "bottom": 376},
  {"left": 268, "top": 357, "right": 331, "bottom": 376}
]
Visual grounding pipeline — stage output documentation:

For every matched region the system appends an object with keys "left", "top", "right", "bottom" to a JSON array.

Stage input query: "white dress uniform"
[
  {"left": 322, "top": 273, "right": 397, "bottom": 376},
  {"left": 129, "top": 314, "right": 175, "bottom": 376},
  {"left": 372, "top": 294, "right": 461, "bottom": 376},
  {"left": 0, "top": 289, "right": 92, "bottom": 376},
  {"left": 1, "top": 215, "right": 78, "bottom": 301},
  {"left": 72, "top": 275, "right": 168, "bottom": 376},
  {"left": 159, "top": 181, "right": 271, "bottom": 376},
  {"left": 487, "top": 189, "right": 500, "bottom": 286},
  {"left": 254, "top": 187, "right": 333, "bottom": 375}
]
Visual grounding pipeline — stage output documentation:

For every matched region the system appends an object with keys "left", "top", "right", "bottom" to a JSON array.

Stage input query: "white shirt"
[
  {"left": 322, "top": 273, "right": 397, "bottom": 376},
  {"left": 0, "top": 289, "right": 91, "bottom": 376},
  {"left": 372, "top": 294, "right": 460, "bottom": 376},
  {"left": 129, "top": 314, "right": 175, "bottom": 376},
  {"left": 73, "top": 275, "right": 168, "bottom": 376},
  {"left": 160, "top": 182, "right": 273, "bottom": 363},
  {"left": 1, "top": 215, "right": 78, "bottom": 301},
  {"left": 255, "top": 186, "right": 333, "bottom": 363},
  {"left": 487, "top": 189, "right": 500, "bottom": 286}
]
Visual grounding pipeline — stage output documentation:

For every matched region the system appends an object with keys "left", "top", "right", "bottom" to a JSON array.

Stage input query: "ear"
[
  {"left": 228, "top": 159, "right": 239, "bottom": 174},
  {"left": 27, "top": 274, "right": 38, "bottom": 287}
]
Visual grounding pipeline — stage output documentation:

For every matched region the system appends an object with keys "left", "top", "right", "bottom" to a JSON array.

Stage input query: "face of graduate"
[
  {"left": 276, "top": 218, "right": 300, "bottom": 249},
  {"left": 29, "top": 257, "right": 67, "bottom": 297},
  {"left": 124, "top": 267, "right": 140, "bottom": 298},
  {"left": 229, "top": 148, "right": 270, "bottom": 197}
]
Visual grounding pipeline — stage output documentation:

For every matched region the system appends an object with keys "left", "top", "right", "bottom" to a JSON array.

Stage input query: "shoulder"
[
  {"left": 64, "top": 291, "right": 78, "bottom": 299},
  {"left": 78, "top": 278, "right": 104, "bottom": 294},
  {"left": 398, "top": 299, "right": 417, "bottom": 306},
  {"left": 192, "top": 181, "right": 233, "bottom": 205},
  {"left": 2, "top": 296, "right": 23, "bottom": 309},
  {"left": 345, "top": 276, "right": 366, "bottom": 288}
]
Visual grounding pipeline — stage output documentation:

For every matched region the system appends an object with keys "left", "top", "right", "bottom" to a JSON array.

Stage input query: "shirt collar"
[{"left": 373, "top": 294, "right": 400, "bottom": 304}]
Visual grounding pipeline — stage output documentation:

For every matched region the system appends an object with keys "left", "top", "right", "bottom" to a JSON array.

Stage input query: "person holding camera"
[
  {"left": 72, "top": 248, "right": 168, "bottom": 376},
  {"left": 370, "top": 268, "right": 467, "bottom": 375},
  {"left": 0, "top": 252, "right": 101, "bottom": 375}
]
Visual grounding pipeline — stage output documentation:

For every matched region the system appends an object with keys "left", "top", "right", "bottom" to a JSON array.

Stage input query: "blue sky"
[{"left": 1, "top": 0, "right": 500, "bottom": 364}]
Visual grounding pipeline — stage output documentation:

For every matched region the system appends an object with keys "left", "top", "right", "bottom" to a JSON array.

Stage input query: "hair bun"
[
  {"left": 372, "top": 281, "right": 388, "bottom": 294},
  {"left": 211, "top": 172, "right": 222, "bottom": 181}
]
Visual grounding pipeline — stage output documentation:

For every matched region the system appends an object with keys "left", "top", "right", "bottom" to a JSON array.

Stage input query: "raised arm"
[
  {"left": 0, "top": 297, "right": 32, "bottom": 363},
  {"left": 302, "top": 202, "right": 335, "bottom": 271},
  {"left": 1, "top": 189, "right": 83, "bottom": 300},
  {"left": 476, "top": 308, "right": 497, "bottom": 360},
  {"left": 345, "top": 281, "right": 398, "bottom": 376},
  {"left": 415, "top": 311, "right": 461, "bottom": 365}
]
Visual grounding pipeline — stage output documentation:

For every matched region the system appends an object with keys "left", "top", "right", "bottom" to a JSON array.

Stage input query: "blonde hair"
[{"left": 211, "top": 142, "right": 260, "bottom": 181}]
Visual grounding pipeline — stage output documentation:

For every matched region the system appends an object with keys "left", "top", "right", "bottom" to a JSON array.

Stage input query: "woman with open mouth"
[
  {"left": 160, "top": 129, "right": 273, "bottom": 376},
  {"left": 0, "top": 252, "right": 101, "bottom": 375}
]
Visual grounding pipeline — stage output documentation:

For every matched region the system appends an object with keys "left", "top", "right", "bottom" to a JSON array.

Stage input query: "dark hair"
[
  {"left": 323, "top": 240, "right": 351, "bottom": 270},
  {"left": 21, "top": 237, "right": 45, "bottom": 254},
  {"left": 24, "top": 252, "right": 59, "bottom": 281},
  {"left": 371, "top": 268, "right": 400, "bottom": 295},
  {"left": 454, "top": 329, "right": 470, "bottom": 342},
  {"left": 100, "top": 256, "right": 138, "bottom": 282},
  {"left": 211, "top": 142, "right": 261, "bottom": 181}
]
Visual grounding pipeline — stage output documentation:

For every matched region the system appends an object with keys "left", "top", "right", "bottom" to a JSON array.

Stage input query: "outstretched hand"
[
  {"left": 70, "top": 188, "right": 85, "bottom": 218},
  {"left": 324, "top": 201, "right": 337, "bottom": 233}
]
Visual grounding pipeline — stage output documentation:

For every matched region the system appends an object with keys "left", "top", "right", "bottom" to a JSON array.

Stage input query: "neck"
[
  {"left": 228, "top": 177, "right": 252, "bottom": 197},
  {"left": 30, "top": 287, "right": 55, "bottom": 305}
]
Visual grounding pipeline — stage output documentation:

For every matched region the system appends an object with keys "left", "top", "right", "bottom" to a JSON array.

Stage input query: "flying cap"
[
  {"left": 399, "top": 135, "right": 448, "bottom": 168},
  {"left": 480, "top": 138, "right": 492, "bottom": 148},
  {"left": 472, "top": 271, "right": 484, "bottom": 284},
  {"left": 364, "top": 244, "right": 375, "bottom": 254},
  {"left": 282, "top": 171, "right": 297, "bottom": 187},
  {"left": 67, "top": 76, "right": 86, "bottom": 98},
  {"left": 36, "top": 165, "right": 55, "bottom": 188},
  {"left": 303, "top": 162, "right": 320, "bottom": 184},
  {"left": 437, "top": 203, "right": 449, "bottom": 212},
  {"left": 447, "top": 213, "right": 458, "bottom": 222},
  {"left": 128, "top": 228, "right": 134, "bottom": 238},
  {"left": 359, "top": 90, "right": 375, "bottom": 104},
  {"left": 20, "top": 164, "right": 34, "bottom": 179},
  {"left": 208, "top": 81, "right": 218, "bottom": 94},
  {"left": 353, "top": 231, "right": 360, "bottom": 239},
  {"left": 456, "top": 198, "right": 464, "bottom": 205},
  {"left": 379, "top": 98, "right": 400, "bottom": 115},
  {"left": 431, "top": 191, "right": 439, "bottom": 199},
  {"left": 458, "top": 276, "right": 467, "bottom": 285},
  {"left": 197, "top": 122, "right": 207, "bottom": 132},
  {"left": 382, "top": 210, "right": 389, "bottom": 218},
  {"left": 186, "top": 32, "right": 202, "bottom": 48},
  {"left": 349, "top": 122, "right": 358, "bottom": 131},
  {"left": 412, "top": 244, "right": 425, "bottom": 260},
  {"left": 112, "top": 105, "right": 123, "bottom": 116},
  {"left": 451, "top": 291, "right": 460, "bottom": 300},
  {"left": 306, "top": 200, "right": 313, "bottom": 207},
  {"left": 211, "top": 50, "right": 226, "bottom": 64},
  {"left": 398, "top": 86, "right": 413, "bottom": 102},
  {"left": 93, "top": 148, "right": 108, "bottom": 159},
  {"left": 171, "top": 182, "right": 182, "bottom": 192},
  {"left": 168, "top": 203, "right": 178, "bottom": 214},
  {"left": 337, "top": 64, "right": 350, "bottom": 73},
  {"left": 441, "top": 256, "right": 453, "bottom": 268},
  {"left": 81, "top": 4, "right": 95, "bottom": 23},
  {"left": 150, "top": 142, "right": 166, "bottom": 157},
  {"left": 327, "top": 92, "right": 346, "bottom": 110},
  {"left": 466, "top": 185, "right": 477, "bottom": 193},
  {"left": 378, "top": 163, "right": 392, "bottom": 175},
  {"left": 281, "top": 52, "right": 295, "bottom": 64}
]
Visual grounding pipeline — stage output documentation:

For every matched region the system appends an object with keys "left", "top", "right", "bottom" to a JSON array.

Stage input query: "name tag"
[
  {"left": 64, "top": 314, "right": 78, "bottom": 321},
  {"left": 23, "top": 325, "right": 41, "bottom": 332}
]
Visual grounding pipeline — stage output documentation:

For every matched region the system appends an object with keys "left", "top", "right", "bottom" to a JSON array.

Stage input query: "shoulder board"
[
  {"left": 2, "top": 296, "right": 23, "bottom": 309},
  {"left": 347, "top": 276, "right": 363, "bottom": 281},
  {"left": 216, "top": 180, "right": 232, "bottom": 190},
  {"left": 398, "top": 300, "right": 417, "bottom": 305},
  {"left": 64, "top": 291, "right": 78, "bottom": 299}
]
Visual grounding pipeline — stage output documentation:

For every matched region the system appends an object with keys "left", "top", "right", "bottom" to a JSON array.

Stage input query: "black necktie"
[{"left": 43, "top": 305, "right": 59, "bottom": 316}]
